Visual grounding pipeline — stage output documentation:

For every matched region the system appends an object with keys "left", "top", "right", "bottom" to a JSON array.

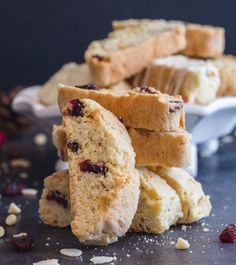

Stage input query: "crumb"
[
  {"left": 19, "top": 172, "right": 28, "bottom": 179},
  {"left": 181, "top": 225, "right": 187, "bottom": 231},
  {"left": 45, "top": 243, "right": 50, "bottom": 246},
  {"left": 8, "top": 202, "right": 21, "bottom": 214},
  {"left": 6, "top": 214, "right": 17, "bottom": 226},
  {"left": 203, "top": 228, "right": 210, "bottom": 232},
  {"left": 34, "top": 133, "right": 48, "bottom": 146},
  {"left": 175, "top": 237, "right": 190, "bottom": 250}
]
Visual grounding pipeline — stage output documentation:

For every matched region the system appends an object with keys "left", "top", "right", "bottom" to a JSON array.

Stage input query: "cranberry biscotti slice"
[
  {"left": 53, "top": 126, "right": 191, "bottom": 168},
  {"left": 39, "top": 171, "right": 71, "bottom": 227},
  {"left": 131, "top": 167, "right": 183, "bottom": 234},
  {"left": 61, "top": 98, "right": 140, "bottom": 245},
  {"left": 58, "top": 85, "right": 185, "bottom": 131},
  {"left": 149, "top": 166, "right": 212, "bottom": 223},
  {"left": 132, "top": 55, "right": 220, "bottom": 104}
]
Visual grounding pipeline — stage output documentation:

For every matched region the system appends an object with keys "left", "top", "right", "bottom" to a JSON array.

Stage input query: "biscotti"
[
  {"left": 133, "top": 55, "right": 220, "bottom": 104},
  {"left": 58, "top": 85, "right": 185, "bottom": 131},
  {"left": 131, "top": 167, "right": 183, "bottom": 234},
  {"left": 211, "top": 55, "right": 236, "bottom": 96},
  {"left": 39, "top": 171, "right": 71, "bottom": 228},
  {"left": 38, "top": 62, "right": 131, "bottom": 106},
  {"left": 61, "top": 98, "right": 140, "bottom": 245},
  {"left": 112, "top": 19, "right": 225, "bottom": 58},
  {"left": 128, "top": 128, "right": 191, "bottom": 167},
  {"left": 53, "top": 125, "right": 191, "bottom": 168},
  {"left": 149, "top": 166, "right": 212, "bottom": 223},
  {"left": 85, "top": 21, "right": 186, "bottom": 86}
]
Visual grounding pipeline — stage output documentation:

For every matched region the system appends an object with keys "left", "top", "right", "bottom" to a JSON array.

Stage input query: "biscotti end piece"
[
  {"left": 58, "top": 85, "right": 185, "bottom": 131},
  {"left": 150, "top": 167, "right": 212, "bottom": 223},
  {"left": 128, "top": 128, "right": 192, "bottom": 168},
  {"left": 211, "top": 55, "right": 236, "bottom": 96},
  {"left": 62, "top": 98, "right": 140, "bottom": 245},
  {"left": 183, "top": 24, "right": 225, "bottom": 58},
  {"left": 39, "top": 171, "right": 71, "bottom": 228},
  {"left": 133, "top": 55, "right": 220, "bottom": 104},
  {"left": 131, "top": 167, "right": 183, "bottom": 234}
]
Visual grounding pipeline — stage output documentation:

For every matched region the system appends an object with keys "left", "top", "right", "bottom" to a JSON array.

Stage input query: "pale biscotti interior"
[
  {"left": 39, "top": 170, "right": 71, "bottom": 228},
  {"left": 62, "top": 98, "right": 140, "bottom": 245}
]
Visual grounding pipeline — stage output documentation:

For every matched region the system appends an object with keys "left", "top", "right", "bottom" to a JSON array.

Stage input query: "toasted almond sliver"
[
  {"left": 90, "top": 256, "right": 114, "bottom": 264},
  {"left": 8, "top": 202, "right": 21, "bottom": 214},
  {"left": 21, "top": 188, "right": 38, "bottom": 196},
  {"left": 13, "top": 232, "right": 27, "bottom": 238},
  {"left": 175, "top": 237, "right": 190, "bottom": 250},
  {"left": 33, "top": 259, "right": 60, "bottom": 265},
  {"left": 60, "top": 248, "right": 82, "bottom": 257},
  {"left": 0, "top": 226, "right": 5, "bottom": 238},
  {"left": 6, "top": 214, "right": 17, "bottom": 226}
]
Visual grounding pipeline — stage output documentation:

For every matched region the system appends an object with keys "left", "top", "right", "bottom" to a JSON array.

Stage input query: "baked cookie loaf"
[
  {"left": 113, "top": 19, "right": 225, "bottom": 58},
  {"left": 53, "top": 125, "right": 191, "bottom": 168},
  {"left": 133, "top": 55, "right": 220, "bottom": 104},
  {"left": 149, "top": 166, "right": 212, "bottom": 223},
  {"left": 39, "top": 171, "right": 71, "bottom": 227},
  {"left": 38, "top": 62, "right": 131, "bottom": 106},
  {"left": 211, "top": 55, "right": 236, "bottom": 96},
  {"left": 85, "top": 21, "right": 186, "bottom": 86},
  {"left": 131, "top": 167, "right": 182, "bottom": 234},
  {"left": 58, "top": 85, "right": 185, "bottom": 131},
  {"left": 128, "top": 128, "right": 191, "bottom": 167},
  {"left": 61, "top": 98, "right": 140, "bottom": 245}
]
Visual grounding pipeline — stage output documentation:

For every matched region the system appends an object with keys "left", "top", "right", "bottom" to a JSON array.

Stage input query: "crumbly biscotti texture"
[
  {"left": 210, "top": 55, "right": 236, "bottom": 96},
  {"left": 85, "top": 21, "right": 186, "bottom": 86},
  {"left": 133, "top": 55, "right": 220, "bottom": 104},
  {"left": 53, "top": 125, "right": 191, "bottom": 168},
  {"left": 131, "top": 167, "right": 182, "bottom": 234},
  {"left": 61, "top": 98, "right": 140, "bottom": 246},
  {"left": 38, "top": 62, "right": 131, "bottom": 106},
  {"left": 39, "top": 171, "right": 71, "bottom": 228},
  {"left": 183, "top": 24, "right": 225, "bottom": 58},
  {"left": 112, "top": 19, "right": 225, "bottom": 58},
  {"left": 58, "top": 85, "right": 185, "bottom": 131},
  {"left": 149, "top": 167, "right": 212, "bottom": 223},
  {"left": 128, "top": 128, "right": 191, "bottom": 167}
]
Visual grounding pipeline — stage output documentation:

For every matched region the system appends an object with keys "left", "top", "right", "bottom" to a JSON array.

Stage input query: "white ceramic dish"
[{"left": 12, "top": 86, "right": 236, "bottom": 176}]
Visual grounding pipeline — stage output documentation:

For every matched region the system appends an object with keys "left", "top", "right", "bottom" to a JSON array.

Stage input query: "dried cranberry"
[
  {"left": 75, "top": 84, "right": 97, "bottom": 90},
  {"left": 5, "top": 235, "right": 34, "bottom": 251},
  {"left": 67, "top": 141, "right": 80, "bottom": 153},
  {"left": 219, "top": 224, "right": 236, "bottom": 243},
  {"left": 169, "top": 100, "right": 183, "bottom": 113},
  {"left": 46, "top": 190, "right": 68, "bottom": 208},
  {"left": 0, "top": 131, "right": 6, "bottom": 147},
  {"left": 67, "top": 99, "right": 84, "bottom": 117},
  {"left": 79, "top": 159, "right": 108, "bottom": 176},
  {"left": 92, "top": 55, "right": 104, "bottom": 61},
  {"left": 134, "top": 87, "right": 158, "bottom": 94},
  {"left": 2, "top": 182, "right": 26, "bottom": 196}
]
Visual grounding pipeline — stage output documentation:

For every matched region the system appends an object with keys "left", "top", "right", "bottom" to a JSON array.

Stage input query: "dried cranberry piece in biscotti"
[
  {"left": 67, "top": 99, "right": 85, "bottom": 117},
  {"left": 75, "top": 84, "right": 97, "bottom": 90},
  {"left": 79, "top": 159, "right": 108, "bottom": 176},
  {"left": 46, "top": 190, "right": 68, "bottom": 208},
  {"left": 169, "top": 100, "right": 183, "bottom": 113},
  {"left": 134, "top": 87, "right": 158, "bottom": 94},
  {"left": 67, "top": 141, "right": 81, "bottom": 153}
]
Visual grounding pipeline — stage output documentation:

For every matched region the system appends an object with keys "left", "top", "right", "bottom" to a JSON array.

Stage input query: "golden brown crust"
[
  {"left": 58, "top": 85, "right": 185, "bottom": 131},
  {"left": 183, "top": 24, "right": 225, "bottom": 58},
  {"left": 128, "top": 128, "right": 192, "bottom": 167}
]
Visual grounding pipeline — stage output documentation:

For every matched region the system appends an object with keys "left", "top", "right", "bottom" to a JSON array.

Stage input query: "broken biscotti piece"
[
  {"left": 211, "top": 55, "right": 236, "bottom": 96},
  {"left": 58, "top": 85, "right": 185, "bottom": 131},
  {"left": 38, "top": 62, "right": 131, "bottom": 106},
  {"left": 53, "top": 126, "right": 191, "bottom": 168},
  {"left": 85, "top": 21, "right": 186, "bottom": 86},
  {"left": 61, "top": 98, "right": 140, "bottom": 245},
  {"left": 131, "top": 167, "right": 183, "bottom": 234},
  {"left": 149, "top": 166, "right": 212, "bottom": 223},
  {"left": 39, "top": 171, "right": 71, "bottom": 228},
  {"left": 128, "top": 128, "right": 191, "bottom": 167},
  {"left": 112, "top": 19, "right": 225, "bottom": 58},
  {"left": 133, "top": 55, "right": 220, "bottom": 104}
]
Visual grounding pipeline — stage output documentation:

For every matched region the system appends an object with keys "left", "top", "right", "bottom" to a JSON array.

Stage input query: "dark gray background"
[{"left": 1, "top": 0, "right": 235, "bottom": 90}]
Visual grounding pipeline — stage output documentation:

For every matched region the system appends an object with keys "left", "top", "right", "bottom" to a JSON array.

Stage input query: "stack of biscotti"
[{"left": 55, "top": 85, "right": 191, "bottom": 168}]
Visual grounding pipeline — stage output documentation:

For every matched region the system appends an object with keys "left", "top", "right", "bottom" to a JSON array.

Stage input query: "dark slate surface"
[{"left": 1, "top": 129, "right": 236, "bottom": 265}]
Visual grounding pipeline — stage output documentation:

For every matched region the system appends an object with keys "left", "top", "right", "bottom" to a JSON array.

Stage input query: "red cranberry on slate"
[
  {"left": 0, "top": 131, "right": 6, "bottom": 147},
  {"left": 2, "top": 183, "right": 26, "bottom": 196},
  {"left": 5, "top": 235, "right": 34, "bottom": 251},
  {"left": 79, "top": 159, "right": 108, "bottom": 176},
  {"left": 67, "top": 99, "right": 85, "bottom": 117},
  {"left": 219, "top": 224, "right": 236, "bottom": 243}
]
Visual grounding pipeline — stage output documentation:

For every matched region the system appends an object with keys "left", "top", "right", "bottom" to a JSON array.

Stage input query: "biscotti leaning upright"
[
  {"left": 60, "top": 98, "right": 140, "bottom": 246},
  {"left": 85, "top": 20, "right": 186, "bottom": 86}
]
